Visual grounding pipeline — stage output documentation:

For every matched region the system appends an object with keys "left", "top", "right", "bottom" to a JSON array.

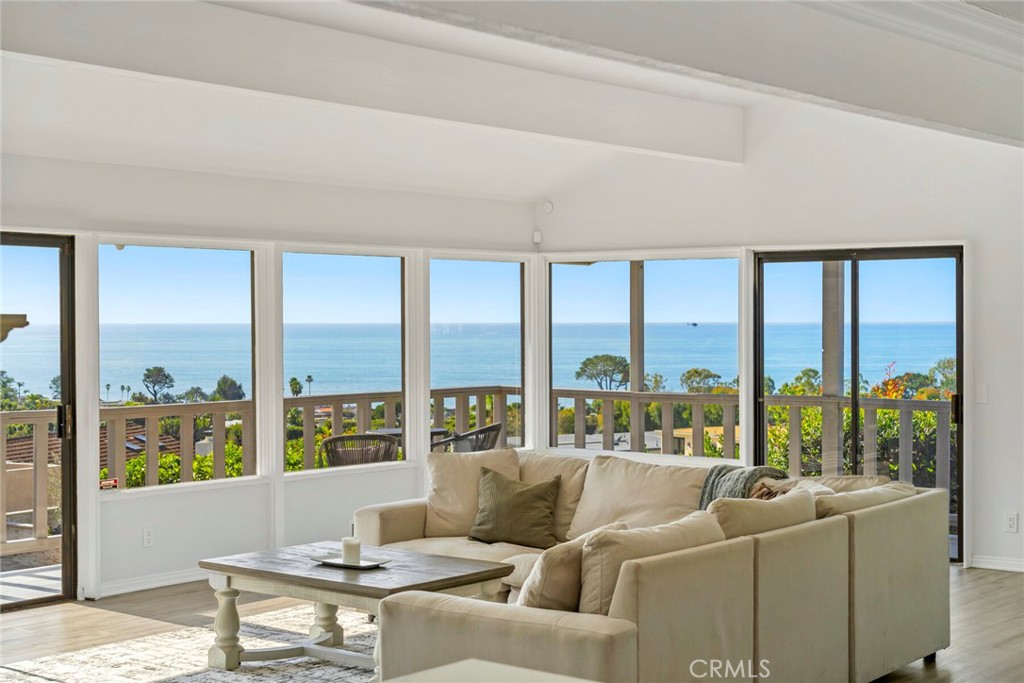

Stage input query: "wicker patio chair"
[
  {"left": 318, "top": 433, "right": 400, "bottom": 467},
  {"left": 431, "top": 422, "right": 503, "bottom": 453}
]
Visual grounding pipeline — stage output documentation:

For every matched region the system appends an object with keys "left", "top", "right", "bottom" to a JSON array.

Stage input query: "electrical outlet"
[
  {"left": 1004, "top": 512, "right": 1019, "bottom": 534},
  {"left": 143, "top": 527, "right": 155, "bottom": 547}
]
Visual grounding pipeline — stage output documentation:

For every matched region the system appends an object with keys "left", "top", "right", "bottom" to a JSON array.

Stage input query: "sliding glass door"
[
  {"left": 0, "top": 233, "right": 77, "bottom": 608},
  {"left": 755, "top": 247, "right": 963, "bottom": 560}
]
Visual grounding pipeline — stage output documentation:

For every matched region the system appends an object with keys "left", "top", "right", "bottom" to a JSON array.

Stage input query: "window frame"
[
  {"left": 544, "top": 248, "right": 747, "bottom": 463},
  {"left": 94, "top": 235, "right": 261, "bottom": 491}
]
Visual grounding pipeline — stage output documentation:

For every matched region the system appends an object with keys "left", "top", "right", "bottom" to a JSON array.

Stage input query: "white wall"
[
  {"left": 282, "top": 464, "right": 421, "bottom": 546},
  {"left": 539, "top": 99, "right": 1024, "bottom": 568}
]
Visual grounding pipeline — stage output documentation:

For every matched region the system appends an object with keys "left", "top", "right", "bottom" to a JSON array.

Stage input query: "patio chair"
[
  {"left": 431, "top": 422, "right": 503, "bottom": 452},
  {"left": 318, "top": 433, "right": 400, "bottom": 467}
]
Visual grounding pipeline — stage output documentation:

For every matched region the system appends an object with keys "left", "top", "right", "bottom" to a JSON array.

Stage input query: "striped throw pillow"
[{"left": 470, "top": 467, "right": 561, "bottom": 549}]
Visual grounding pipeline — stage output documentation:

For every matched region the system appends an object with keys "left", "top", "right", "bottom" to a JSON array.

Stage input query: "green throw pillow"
[{"left": 469, "top": 467, "right": 561, "bottom": 549}]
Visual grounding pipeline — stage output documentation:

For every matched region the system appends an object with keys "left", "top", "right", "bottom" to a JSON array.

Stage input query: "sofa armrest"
[
  {"left": 353, "top": 499, "right": 427, "bottom": 546},
  {"left": 847, "top": 488, "right": 950, "bottom": 683},
  {"left": 608, "top": 537, "right": 754, "bottom": 683},
  {"left": 379, "top": 592, "right": 638, "bottom": 682}
]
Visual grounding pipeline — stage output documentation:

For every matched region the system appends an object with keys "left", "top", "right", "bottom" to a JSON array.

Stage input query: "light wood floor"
[{"left": 0, "top": 567, "right": 1021, "bottom": 681}]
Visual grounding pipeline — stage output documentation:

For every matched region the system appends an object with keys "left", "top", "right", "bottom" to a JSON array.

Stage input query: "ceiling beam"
[{"left": 0, "top": 1, "right": 744, "bottom": 163}]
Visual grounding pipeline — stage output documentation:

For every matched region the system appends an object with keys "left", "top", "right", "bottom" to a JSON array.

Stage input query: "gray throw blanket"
[{"left": 698, "top": 464, "right": 788, "bottom": 510}]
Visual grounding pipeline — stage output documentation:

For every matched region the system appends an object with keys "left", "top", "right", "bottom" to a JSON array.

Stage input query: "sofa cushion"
[
  {"left": 708, "top": 488, "right": 815, "bottom": 539},
  {"left": 384, "top": 536, "right": 543, "bottom": 564},
  {"left": 807, "top": 474, "right": 891, "bottom": 493},
  {"left": 469, "top": 467, "right": 561, "bottom": 549},
  {"left": 518, "top": 521, "right": 629, "bottom": 613},
  {"left": 579, "top": 512, "right": 725, "bottom": 615},
  {"left": 566, "top": 455, "right": 709, "bottom": 540},
  {"left": 815, "top": 481, "right": 917, "bottom": 518},
  {"left": 518, "top": 451, "right": 589, "bottom": 542},
  {"left": 424, "top": 448, "right": 521, "bottom": 538}
]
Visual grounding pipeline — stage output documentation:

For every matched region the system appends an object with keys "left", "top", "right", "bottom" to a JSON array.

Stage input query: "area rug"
[{"left": 0, "top": 606, "right": 376, "bottom": 683}]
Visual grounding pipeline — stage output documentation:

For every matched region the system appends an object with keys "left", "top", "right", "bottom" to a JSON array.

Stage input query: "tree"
[
  {"left": 779, "top": 368, "right": 821, "bottom": 396},
  {"left": 50, "top": 375, "right": 62, "bottom": 399},
  {"left": 212, "top": 375, "right": 245, "bottom": 401},
  {"left": 305, "top": 374, "right": 314, "bottom": 396},
  {"left": 928, "top": 357, "right": 956, "bottom": 397},
  {"left": 575, "top": 355, "right": 629, "bottom": 390},
  {"left": 105, "top": 383, "right": 111, "bottom": 401},
  {"left": 16, "top": 381, "right": 24, "bottom": 399},
  {"left": 178, "top": 386, "right": 209, "bottom": 403},
  {"left": 679, "top": 368, "right": 722, "bottom": 393},
  {"left": 142, "top": 367, "right": 175, "bottom": 402},
  {"left": 643, "top": 373, "right": 666, "bottom": 392},
  {"left": 289, "top": 377, "right": 303, "bottom": 397},
  {"left": 120, "top": 384, "right": 126, "bottom": 401}
]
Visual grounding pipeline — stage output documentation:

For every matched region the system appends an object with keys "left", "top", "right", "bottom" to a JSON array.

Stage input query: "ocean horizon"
[{"left": 2, "top": 322, "right": 956, "bottom": 399}]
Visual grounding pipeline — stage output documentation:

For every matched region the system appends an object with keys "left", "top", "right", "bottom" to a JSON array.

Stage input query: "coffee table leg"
[
  {"left": 309, "top": 602, "right": 345, "bottom": 645},
  {"left": 209, "top": 587, "right": 243, "bottom": 670}
]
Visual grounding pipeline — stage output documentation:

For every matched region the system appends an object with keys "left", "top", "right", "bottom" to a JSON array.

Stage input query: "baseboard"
[
  {"left": 96, "top": 567, "right": 207, "bottom": 598},
  {"left": 971, "top": 555, "right": 1024, "bottom": 572}
]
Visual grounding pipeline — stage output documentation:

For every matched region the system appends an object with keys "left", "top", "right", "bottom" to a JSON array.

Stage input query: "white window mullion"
[
  {"left": 523, "top": 253, "right": 550, "bottom": 450},
  {"left": 74, "top": 233, "right": 101, "bottom": 599},
  {"left": 404, "top": 252, "right": 430, "bottom": 493},
  {"left": 739, "top": 248, "right": 756, "bottom": 466},
  {"left": 254, "top": 242, "right": 284, "bottom": 547}
]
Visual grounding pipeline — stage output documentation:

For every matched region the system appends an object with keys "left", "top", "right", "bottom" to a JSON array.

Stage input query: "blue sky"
[
  {"left": 1, "top": 246, "right": 955, "bottom": 326},
  {"left": 1, "top": 245, "right": 61, "bottom": 324},
  {"left": 764, "top": 258, "right": 956, "bottom": 324},
  {"left": 98, "top": 245, "right": 252, "bottom": 323}
]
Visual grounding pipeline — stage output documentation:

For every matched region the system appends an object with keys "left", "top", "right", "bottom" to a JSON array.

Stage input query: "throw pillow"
[
  {"left": 815, "top": 481, "right": 917, "bottom": 518},
  {"left": 579, "top": 512, "right": 725, "bottom": 615},
  {"left": 469, "top": 467, "right": 561, "bottom": 549},
  {"left": 518, "top": 521, "right": 629, "bottom": 612},
  {"left": 566, "top": 455, "right": 708, "bottom": 539},
  {"left": 424, "top": 448, "right": 521, "bottom": 538},
  {"left": 502, "top": 553, "right": 543, "bottom": 590},
  {"left": 518, "top": 451, "right": 590, "bottom": 542},
  {"left": 707, "top": 488, "right": 815, "bottom": 539}
]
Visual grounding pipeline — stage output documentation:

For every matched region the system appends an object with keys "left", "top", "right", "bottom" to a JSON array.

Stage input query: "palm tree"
[
  {"left": 305, "top": 375, "right": 314, "bottom": 396},
  {"left": 125, "top": 385, "right": 131, "bottom": 402},
  {"left": 105, "top": 383, "right": 111, "bottom": 401},
  {"left": 16, "top": 381, "right": 24, "bottom": 399},
  {"left": 120, "top": 384, "right": 126, "bottom": 401}
]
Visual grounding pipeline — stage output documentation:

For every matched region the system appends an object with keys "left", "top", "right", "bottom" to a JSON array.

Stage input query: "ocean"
[{"left": 1, "top": 323, "right": 956, "bottom": 398}]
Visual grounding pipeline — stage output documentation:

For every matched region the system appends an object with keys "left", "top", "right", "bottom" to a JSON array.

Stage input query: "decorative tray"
[{"left": 314, "top": 555, "right": 391, "bottom": 570}]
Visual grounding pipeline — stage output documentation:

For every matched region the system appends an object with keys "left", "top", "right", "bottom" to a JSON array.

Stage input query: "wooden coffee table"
[{"left": 198, "top": 542, "right": 513, "bottom": 673}]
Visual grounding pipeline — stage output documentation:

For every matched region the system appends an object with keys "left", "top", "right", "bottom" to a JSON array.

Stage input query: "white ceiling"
[{"left": 2, "top": 55, "right": 632, "bottom": 203}]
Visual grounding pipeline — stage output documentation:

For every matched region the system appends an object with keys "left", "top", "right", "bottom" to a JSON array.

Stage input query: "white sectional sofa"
[{"left": 353, "top": 449, "right": 950, "bottom": 683}]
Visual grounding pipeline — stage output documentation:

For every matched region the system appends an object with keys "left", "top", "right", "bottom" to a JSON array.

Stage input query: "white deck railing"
[
  {"left": 550, "top": 389, "right": 740, "bottom": 457},
  {"left": 0, "top": 409, "right": 59, "bottom": 557},
  {"left": 763, "top": 394, "right": 953, "bottom": 489}
]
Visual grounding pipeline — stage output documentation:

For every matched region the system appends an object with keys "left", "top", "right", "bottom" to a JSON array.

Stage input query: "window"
[
  {"left": 550, "top": 258, "right": 739, "bottom": 458},
  {"left": 282, "top": 253, "right": 404, "bottom": 470},
  {"left": 98, "top": 245, "right": 254, "bottom": 488},
  {"left": 430, "top": 259, "right": 524, "bottom": 449}
]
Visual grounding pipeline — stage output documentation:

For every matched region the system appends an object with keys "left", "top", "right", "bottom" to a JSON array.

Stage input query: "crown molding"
[{"left": 802, "top": 1, "right": 1023, "bottom": 71}]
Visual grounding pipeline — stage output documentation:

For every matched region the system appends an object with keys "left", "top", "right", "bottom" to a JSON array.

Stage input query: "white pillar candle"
[{"left": 342, "top": 537, "right": 361, "bottom": 565}]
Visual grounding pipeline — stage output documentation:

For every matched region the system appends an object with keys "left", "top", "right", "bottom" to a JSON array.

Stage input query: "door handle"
[{"left": 56, "top": 404, "right": 74, "bottom": 440}]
